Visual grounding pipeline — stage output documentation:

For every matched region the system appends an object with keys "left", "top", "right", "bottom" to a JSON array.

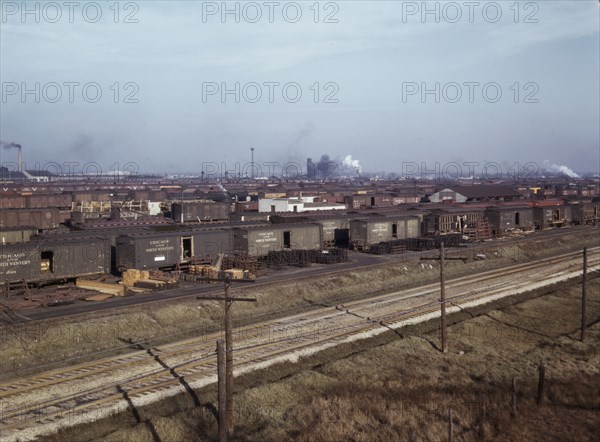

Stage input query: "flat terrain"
[{"left": 42, "top": 272, "right": 600, "bottom": 442}]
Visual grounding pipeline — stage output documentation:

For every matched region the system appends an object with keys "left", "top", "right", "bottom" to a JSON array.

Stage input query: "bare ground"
[{"left": 42, "top": 272, "right": 600, "bottom": 442}]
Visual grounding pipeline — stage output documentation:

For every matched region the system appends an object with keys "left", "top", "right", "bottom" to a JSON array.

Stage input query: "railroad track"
[
  {"left": 11, "top": 226, "right": 597, "bottom": 325},
  {"left": 0, "top": 247, "right": 598, "bottom": 441}
]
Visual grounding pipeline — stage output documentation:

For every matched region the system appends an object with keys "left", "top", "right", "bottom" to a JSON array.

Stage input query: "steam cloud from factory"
[
  {"left": 307, "top": 154, "right": 363, "bottom": 179},
  {"left": 342, "top": 155, "right": 363, "bottom": 175},
  {"left": 542, "top": 160, "right": 580, "bottom": 179}
]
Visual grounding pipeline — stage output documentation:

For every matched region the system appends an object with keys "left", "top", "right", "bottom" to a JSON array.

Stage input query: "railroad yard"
[
  {"left": 4, "top": 3, "right": 600, "bottom": 439},
  {"left": 1, "top": 176, "right": 599, "bottom": 441},
  {"left": 0, "top": 229, "right": 597, "bottom": 441}
]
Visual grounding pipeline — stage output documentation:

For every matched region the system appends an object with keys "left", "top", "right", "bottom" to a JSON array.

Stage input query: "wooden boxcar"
[
  {"left": 233, "top": 224, "right": 322, "bottom": 257},
  {"left": 485, "top": 205, "right": 534, "bottom": 234},
  {"left": 0, "top": 236, "right": 110, "bottom": 285}
]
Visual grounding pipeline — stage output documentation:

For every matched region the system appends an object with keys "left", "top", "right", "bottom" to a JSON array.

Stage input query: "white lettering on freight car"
[{"left": 145, "top": 239, "right": 174, "bottom": 253}]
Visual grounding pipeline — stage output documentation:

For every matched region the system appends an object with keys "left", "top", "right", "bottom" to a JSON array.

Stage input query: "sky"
[{"left": 1, "top": 0, "right": 599, "bottom": 176}]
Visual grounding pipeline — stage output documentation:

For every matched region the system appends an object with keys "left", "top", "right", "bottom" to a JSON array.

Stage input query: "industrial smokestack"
[
  {"left": 250, "top": 147, "right": 255, "bottom": 179},
  {"left": 17, "top": 144, "right": 22, "bottom": 174},
  {"left": 1, "top": 141, "right": 22, "bottom": 174}
]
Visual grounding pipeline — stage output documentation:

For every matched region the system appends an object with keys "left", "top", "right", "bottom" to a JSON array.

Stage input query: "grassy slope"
[{"left": 45, "top": 274, "right": 600, "bottom": 442}]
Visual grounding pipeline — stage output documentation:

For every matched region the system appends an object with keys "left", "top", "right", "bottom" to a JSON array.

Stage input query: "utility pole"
[
  {"left": 250, "top": 147, "right": 255, "bottom": 179},
  {"left": 421, "top": 242, "right": 466, "bottom": 353},
  {"left": 197, "top": 277, "right": 256, "bottom": 437},
  {"left": 537, "top": 360, "right": 545, "bottom": 406},
  {"left": 440, "top": 242, "right": 447, "bottom": 353},
  {"left": 581, "top": 247, "right": 588, "bottom": 342},
  {"left": 448, "top": 408, "right": 453, "bottom": 442},
  {"left": 217, "top": 339, "right": 227, "bottom": 442},
  {"left": 223, "top": 281, "right": 234, "bottom": 434}
]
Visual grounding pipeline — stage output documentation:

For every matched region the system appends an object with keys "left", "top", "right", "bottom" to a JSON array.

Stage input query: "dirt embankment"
[
  {"left": 2, "top": 229, "right": 598, "bottom": 380},
  {"left": 44, "top": 271, "right": 600, "bottom": 442}
]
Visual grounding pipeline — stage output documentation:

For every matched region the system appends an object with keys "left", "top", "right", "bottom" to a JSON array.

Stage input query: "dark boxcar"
[
  {"left": 0, "top": 236, "right": 110, "bottom": 285},
  {"left": 71, "top": 191, "right": 112, "bottom": 203},
  {"left": 570, "top": 201, "right": 600, "bottom": 225},
  {"left": 533, "top": 203, "right": 572, "bottom": 229},
  {"left": 350, "top": 216, "right": 420, "bottom": 248},
  {"left": 116, "top": 228, "right": 232, "bottom": 270},
  {"left": 345, "top": 194, "right": 395, "bottom": 209},
  {"left": 0, "top": 208, "right": 62, "bottom": 230},
  {"left": 317, "top": 218, "right": 350, "bottom": 247},
  {"left": 383, "top": 215, "right": 420, "bottom": 240},
  {"left": 270, "top": 213, "right": 351, "bottom": 247},
  {"left": 0, "top": 227, "right": 37, "bottom": 244},
  {"left": 350, "top": 218, "right": 391, "bottom": 246},
  {"left": 172, "top": 201, "right": 231, "bottom": 222},
  {"left": 191, "top": 228, "right": 232, "bottom": 260},
  {"left": 117, "top": 233, "right": 182, "bottom": 271},
  {"left": 423, "top": 208, "right": 486, "bottom": 235},
  {"left": 485, "top": 206, "right": 534, "bottom": 234},
  {"left": 0, "top": 195, "right": 26, "bottom": 209},
  {"left": 229, "top": 212, "right": 271, "bottom": 222},
  {"left": 26, "top": 194, "right": 72, "bottom": 209},
  {"left": 233, "top": 224, "right": 322, "bottom": 257}
]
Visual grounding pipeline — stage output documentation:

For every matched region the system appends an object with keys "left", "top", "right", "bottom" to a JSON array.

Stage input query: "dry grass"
[{"left": 42, "top": 272, "right": 600, "bottom": 442}]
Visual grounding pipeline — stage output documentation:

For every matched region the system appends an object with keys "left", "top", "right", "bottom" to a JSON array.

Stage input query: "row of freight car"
[
  {"left": 0, "top": 190, "right": 171, "bottom": 209},
  {"left": 0, "top": 223, "right": 324, "bottom": 285},
  {"left": 0, "top": 201, "right": 232, "bottom": 231},
  {"left": 2, "top": 201, "right": 599, "bottom": 286},
  {"left": 0, "top": 214, "right": 420, "bottom": 285}
]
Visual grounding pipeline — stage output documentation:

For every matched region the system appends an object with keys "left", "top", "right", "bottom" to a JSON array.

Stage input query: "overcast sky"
[{"left": 1, "top": 1, "right": 598, "bottom": 176}]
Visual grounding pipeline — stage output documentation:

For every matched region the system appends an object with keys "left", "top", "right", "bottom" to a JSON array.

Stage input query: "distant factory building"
[
  {"left": 258, "top": 196, "right": 346, "bottom": 213},
  {"left": 427, "top": 185, "right": 523, "bottom": 203}
]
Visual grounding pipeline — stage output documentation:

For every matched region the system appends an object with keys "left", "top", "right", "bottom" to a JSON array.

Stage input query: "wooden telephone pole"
[
  {"left": 440, "top": 243, "right": 447, "bottom": 352},
  {"left": 581, "top": 247, "right": 588, "bottom": 342},
  {"left": 197, "top": 277, "right": 256, "bottom": 438},
  {"left": 217, "top": 339, "right": 227, "bottom": 442},
  {"left": 421, "top": 242, "right": 467, "bottom": 353}
]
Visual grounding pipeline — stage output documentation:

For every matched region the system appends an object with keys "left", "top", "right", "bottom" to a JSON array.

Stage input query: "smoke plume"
[
  {"left": 342, "top": 155, "right": 362, "bottom": 175},
  {"left": 1, "top": 141, "right": 21, "bottom": 149},
  {"left": 542, "top": 160, "right": 580, "bottom": 178}
]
